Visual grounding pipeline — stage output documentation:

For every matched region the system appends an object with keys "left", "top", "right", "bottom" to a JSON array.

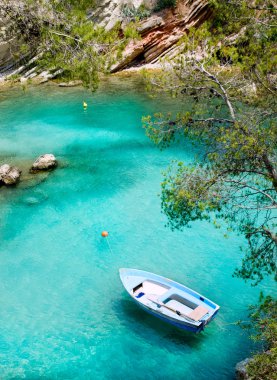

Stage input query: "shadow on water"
[
  {"left": 118, "top": 299, "right": 204, "bottom": 349},
  {"left": 63, "top": 138, "right": 168, "bottom": 160}
]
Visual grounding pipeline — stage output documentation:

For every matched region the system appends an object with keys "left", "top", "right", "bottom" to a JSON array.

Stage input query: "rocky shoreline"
[{"left": 0, "top": 62, "right": 161, "bottom": 90}]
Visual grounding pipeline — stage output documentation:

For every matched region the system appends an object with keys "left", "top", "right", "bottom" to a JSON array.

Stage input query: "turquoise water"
[{"left": 0, "top": 77, "right": 273, "bottom": 379}]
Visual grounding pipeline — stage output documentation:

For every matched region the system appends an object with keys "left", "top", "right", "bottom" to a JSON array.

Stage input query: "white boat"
[{"left": 119, "top": 268, "right": 220, "bottom": 333}]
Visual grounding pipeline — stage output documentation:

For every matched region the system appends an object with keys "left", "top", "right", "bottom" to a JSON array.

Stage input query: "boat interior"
[
  {"left": 132, "top": 280, "right": 209, "bottom": 322},
  {"left": 133, "top": 280, "right": 169, "bottom": 297}
]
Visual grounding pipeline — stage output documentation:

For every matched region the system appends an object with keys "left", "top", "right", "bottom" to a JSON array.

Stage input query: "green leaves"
[
  {"left": 123, "top": 23, "right": 140, "bottom": 40},
  {"left": 160, "top": 163, "right": 223, "bottom": 230},
  {"left": 143, "top": 0, "right": 277, "bottom": 285},
  {"left": 155, "top": 0, "right": 176, "bottom": 11}
]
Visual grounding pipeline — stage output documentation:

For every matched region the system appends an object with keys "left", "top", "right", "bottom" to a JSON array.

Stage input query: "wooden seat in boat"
[
  {"left": 187, "top": 305, "right": 209, "bottom": 321},
  {"left": 166, "top": 299, "right": 193, "bottom": 315}
]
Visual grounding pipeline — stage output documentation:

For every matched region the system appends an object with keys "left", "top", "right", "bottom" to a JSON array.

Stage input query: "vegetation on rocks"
[
  {"left": 1, "top": 0, "right": 130, "bottom": 88},
  {"left": 121, "top": 4, "right": 151, "bottom": 22},
  {"left": 155, "top": 0, "right": 176, "bottom": 11},
  {"left": 143, "top": 0, "right": 276, "bottom": 376},
  {"left": 143, "top": 0, "right": 276, "bottom": 284},
  {"left": 240, "top": 295, "right": 277, "bottom": 379}
]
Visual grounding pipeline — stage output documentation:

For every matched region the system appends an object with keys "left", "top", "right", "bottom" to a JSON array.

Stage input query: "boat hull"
[{"left": 136, "top": 300, "right": 204, "bottom": 333}]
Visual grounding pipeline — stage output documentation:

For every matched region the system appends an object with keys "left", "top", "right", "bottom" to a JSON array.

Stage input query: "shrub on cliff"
[
  {"left": 155, "top": 0, "right": 176, "bottom": 11},
  {"left": 241, "top": 295, "right": 277, "bottom": 379}
]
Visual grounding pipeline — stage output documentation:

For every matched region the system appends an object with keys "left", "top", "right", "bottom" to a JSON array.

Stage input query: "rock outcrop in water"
[
  {"left": 235, "top": 358, "right": 252, "bottom": 379},
  {"left": 0, "top": 164, "right": 21, "bottom": 185},
  {"left": 31, "top": 154, "right": 57, "bottom": 171}
]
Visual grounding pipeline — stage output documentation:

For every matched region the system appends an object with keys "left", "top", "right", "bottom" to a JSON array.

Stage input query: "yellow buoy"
[{"left": 83, "top": 101, "right": 87, "bottom": 109}]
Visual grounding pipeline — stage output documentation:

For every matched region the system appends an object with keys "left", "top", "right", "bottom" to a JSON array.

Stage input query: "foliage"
[
  {"left": 143, "top": 7, "right": 277, "bottom": 374},
  {"left": 239, "top": 295, "right": 277, "bottom": 379},
  {"left": 155, "top": 0, "right": 176, "bottom": 11},
  {"left": 247, "top": 351, "right": 277, "bottom": 380},
  {"left": 0, "top": 0, "right": 129, "bottom": 89},
  {"left": 121, "top": 4, "right": 151, "bottom": 22},
  {"left": 122, "top": 22, "right": 141, "bottom": 40},
  {"left": 143, "top": 0, "right": 277, "bottom": 284}
]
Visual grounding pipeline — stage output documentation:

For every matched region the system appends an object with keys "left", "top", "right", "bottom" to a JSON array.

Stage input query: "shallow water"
[{"left": 0, "top": 77, "right": 274, "bottom": 379}]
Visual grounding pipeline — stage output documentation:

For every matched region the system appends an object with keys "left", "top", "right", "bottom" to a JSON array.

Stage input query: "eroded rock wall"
[
  {"left": 0, "top": 0, "right": 211, "bottom": 79},
  {"left": 0, "top": 18, "right": 18, "bottom": 72},
  {"left": 89, "top": 0, "right": 158, "bottom": 30},
  {"left": 96, "top": 0, "right": 212, "bottom": 71}
]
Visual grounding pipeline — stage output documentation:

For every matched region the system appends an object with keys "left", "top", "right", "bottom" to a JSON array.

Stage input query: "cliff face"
[
  {"left": 89, "top": 0, "right": 158, "bottom": 30},
  {"left": 91, "top": 0, "right": 211, "bottom": 72},
  {"left": 0, "top": 0, "right": 211, "bottom": 79},
  {"left": 0, "top": 18, "right": 19, "bottom": 73}
]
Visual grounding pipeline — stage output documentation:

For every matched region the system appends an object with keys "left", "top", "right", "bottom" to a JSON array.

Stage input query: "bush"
[
  {"left": 121, "top": 4, "right": 151, "bottom": 21},
  {"left": 240, "top": 295, "right": 277, "bottom": 380},
  {"left": 155, "top": 0, "right": 176, "bottom": 11}
]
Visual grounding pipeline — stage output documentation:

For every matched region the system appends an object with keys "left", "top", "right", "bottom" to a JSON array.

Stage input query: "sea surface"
[{"left": 0, "top": 76, "right": 274, "bottom": 379}]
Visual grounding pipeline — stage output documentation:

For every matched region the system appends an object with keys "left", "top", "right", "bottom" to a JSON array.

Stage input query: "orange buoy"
[{"left": 101, "top": 231, "right": 109, "bottom": 237}]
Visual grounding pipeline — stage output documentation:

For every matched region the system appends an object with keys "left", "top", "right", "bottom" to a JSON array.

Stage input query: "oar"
[{"left": 146, "top": 295, "right": 196, "bottom": 323}]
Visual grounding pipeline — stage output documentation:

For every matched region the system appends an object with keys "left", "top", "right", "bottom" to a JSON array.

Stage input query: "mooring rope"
[{"left": 105, "top": 235, "right": 114, "bottom": 255}]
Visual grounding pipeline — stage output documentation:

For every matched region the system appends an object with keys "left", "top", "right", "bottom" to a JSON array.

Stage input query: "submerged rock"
[
  {"left": 236, "top": 358, "right": 251, "bottom": 379},
  {"left": 0, "top": 164, "right": 21, "bottom": 185},
  {"left": 31, "top": 154, "right": 57, "bottom": 171},
  {"left": 23, "top": 190, "right": 48, "bottom": 206}
]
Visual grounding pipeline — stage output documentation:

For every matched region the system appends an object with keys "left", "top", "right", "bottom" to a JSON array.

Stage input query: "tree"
[
  {"left": 0, "top": 0, "right": 128, "bottom": 89},
  {"left": 143, "top": 3, "right": 276, "bottom": 373},
  {"left": 143, "top": 0, "right": 277, "bottom": 284}
]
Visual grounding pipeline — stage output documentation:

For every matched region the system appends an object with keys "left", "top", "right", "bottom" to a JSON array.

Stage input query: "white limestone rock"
[
  {"left": 137, "top": 15, "right": 164, "bottom": 34},
  {"left": 0, "top": 164, "right": 21, "bottom": 185},
  {"left": 59, "top": 80, "right": 82, "bottom": 87},
  {"left": 31, "top": 154, "right": 57, "bottom": 171},
  {"left": 90, "top": 0, "right": 157, "bottom": 30}
]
